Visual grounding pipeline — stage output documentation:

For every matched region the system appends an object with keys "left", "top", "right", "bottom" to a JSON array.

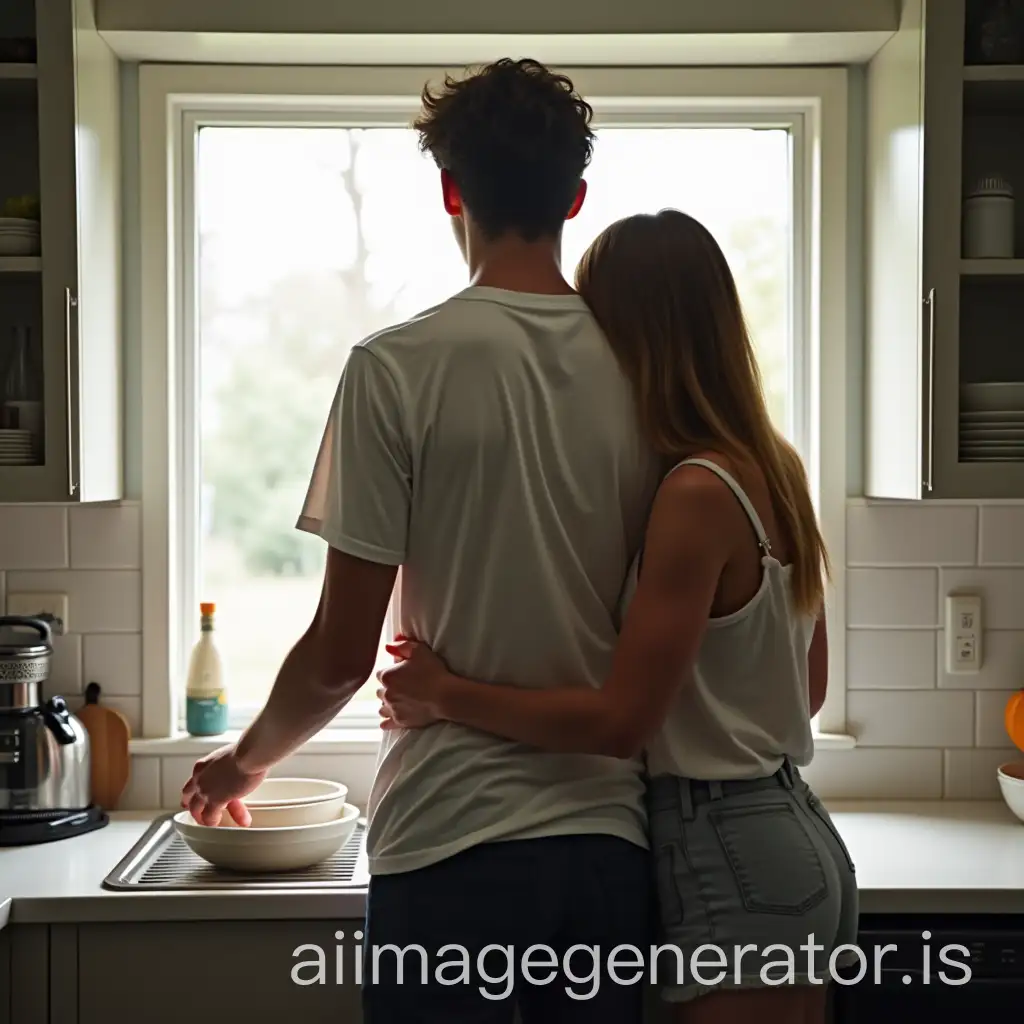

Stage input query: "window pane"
[
  {"left": 564, "top": 128, "right": 792, "bottom": 435},
  {"left": 195, "top": 124, "right": 791, "bottom": 718}
]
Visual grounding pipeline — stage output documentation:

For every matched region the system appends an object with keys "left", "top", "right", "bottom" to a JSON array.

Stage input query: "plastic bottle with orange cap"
[{"left": 185, "top": 601, "right": 229, "bottom": 736}]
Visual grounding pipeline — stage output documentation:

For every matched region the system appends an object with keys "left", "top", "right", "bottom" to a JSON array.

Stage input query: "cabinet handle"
[
  {"left": 923, "top": 287, "right": 935, "bottom": 493},
  {"left": 64, "top": 287, "right": 78, "bottom": 497}
]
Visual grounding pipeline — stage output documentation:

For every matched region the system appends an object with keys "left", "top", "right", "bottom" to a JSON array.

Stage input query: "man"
[{"left": 182, "top": 58, "right": 661, "bottom": 1022}]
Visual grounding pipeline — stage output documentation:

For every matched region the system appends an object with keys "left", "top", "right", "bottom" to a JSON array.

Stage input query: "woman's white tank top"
[{"left": 620, "top": 458, "right": 816, "bottom": 780}]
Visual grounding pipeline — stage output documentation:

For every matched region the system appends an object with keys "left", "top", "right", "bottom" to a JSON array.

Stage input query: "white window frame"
[{"left": 139, "top": 64, "right": 851, "bottom": 751}]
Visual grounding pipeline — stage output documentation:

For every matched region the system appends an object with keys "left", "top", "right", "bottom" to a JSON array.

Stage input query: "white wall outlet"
[
  {"left": 5, "top": 593, "right": 69, "bottom": 635},
  {"left": 945, "top": 593, "right": 982, "bottom": 674}
]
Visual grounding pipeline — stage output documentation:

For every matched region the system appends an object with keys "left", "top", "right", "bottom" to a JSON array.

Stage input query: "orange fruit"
[{"left": 1006, "top": 691, "right": 1024, "bottom": 752}]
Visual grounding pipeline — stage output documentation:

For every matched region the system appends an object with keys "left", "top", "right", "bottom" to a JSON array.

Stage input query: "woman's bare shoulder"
[
  {"left": 654, "top": 450, "right": 773, "bottom": 549},
  {"left": 655, "top": 451, "right": 744, "bottom": 519}
]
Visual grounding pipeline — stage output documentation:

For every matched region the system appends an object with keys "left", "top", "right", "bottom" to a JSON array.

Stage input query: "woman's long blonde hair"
[{"left": 575, "top": 209, "right": 830, "bottom": 615}]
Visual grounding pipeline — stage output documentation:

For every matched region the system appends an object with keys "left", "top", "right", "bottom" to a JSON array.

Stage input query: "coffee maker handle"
[
  {"left": 0, "top": 615, "right": 53, "bottom": 645},
  {"left": 43, "top": 696, "right": 77, "bottom": 745}
]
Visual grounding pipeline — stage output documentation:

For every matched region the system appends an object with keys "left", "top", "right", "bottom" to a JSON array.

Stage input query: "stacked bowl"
[
  {"left": 174, "top": 778, "right": 359, "bottom": 872},
  {"left": 0, "top": 217, "right": 40, "bottom": 256},
  {"left": 997, "top": 763, "right": 1024, "bottom": 824}
]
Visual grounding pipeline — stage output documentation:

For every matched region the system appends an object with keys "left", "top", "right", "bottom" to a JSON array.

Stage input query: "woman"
[{"left": 377, "top": 209, "right": 858, "bottom": 1023}]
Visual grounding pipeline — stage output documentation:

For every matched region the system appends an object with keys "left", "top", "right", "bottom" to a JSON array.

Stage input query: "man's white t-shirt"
[{"left": 298, "top": 285, "right": 661, "bottom": 875}]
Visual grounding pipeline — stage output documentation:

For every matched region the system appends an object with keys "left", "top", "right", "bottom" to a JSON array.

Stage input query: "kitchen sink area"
[
  {"left": 102, "top": 816, "right": 369, "bottom": 892},
  {"left": 0, "top": 811, "right": 372, "bottom": 1023}
]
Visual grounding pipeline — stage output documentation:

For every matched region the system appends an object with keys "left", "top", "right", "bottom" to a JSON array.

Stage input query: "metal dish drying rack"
[{"left": 102, "top": 813, "right": 369, "bottom": 891}]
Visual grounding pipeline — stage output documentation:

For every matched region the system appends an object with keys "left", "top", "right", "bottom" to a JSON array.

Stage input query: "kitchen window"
[{"left": 138, "top": 66, "right": 850, "bottom": 745}]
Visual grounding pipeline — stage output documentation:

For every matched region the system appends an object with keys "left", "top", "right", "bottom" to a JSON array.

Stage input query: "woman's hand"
[{"left": 376, "top": 639, "right": 453, "bottom": 731}]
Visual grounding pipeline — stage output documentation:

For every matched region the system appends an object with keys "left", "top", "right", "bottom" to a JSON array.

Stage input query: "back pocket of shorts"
[{"left": 709, "top": 803, "right": 828, "bottom": 916}]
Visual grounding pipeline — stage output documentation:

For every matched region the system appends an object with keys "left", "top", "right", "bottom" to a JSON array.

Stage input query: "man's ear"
[
  {"left": 566, "top": 179, "right": 587, "bottom": 221},
  {"left": 441, "top": 168, "right": 462, "bottom": 217}
]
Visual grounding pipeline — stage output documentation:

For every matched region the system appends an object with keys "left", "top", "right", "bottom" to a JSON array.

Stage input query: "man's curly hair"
[{"left": 413, "top": 59, "right": 595, "bottom": 242}]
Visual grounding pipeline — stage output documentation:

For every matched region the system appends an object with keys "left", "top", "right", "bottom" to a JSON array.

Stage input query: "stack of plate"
[
  {"left": 0, "top": 428, "right": 36, "bottom": 466},
  {"left": 960, "top": 383, "right": 1024, "bottom": 462},
  {"left": 0, "top": 217, "right": 40, "bottom": 257}
]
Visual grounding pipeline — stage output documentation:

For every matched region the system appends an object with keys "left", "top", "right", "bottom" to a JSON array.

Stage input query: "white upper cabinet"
[
  {"left": 867, "top": 0, "right": 1024, "bottom": 498},
  {"left": 0, "top": 0, "right": 121, "bottom": 503}
]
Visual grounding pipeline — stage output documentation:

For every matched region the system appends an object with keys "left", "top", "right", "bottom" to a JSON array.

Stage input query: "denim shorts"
[{"left": 647, "top": 761, "right": 859, "bottom": 1003}]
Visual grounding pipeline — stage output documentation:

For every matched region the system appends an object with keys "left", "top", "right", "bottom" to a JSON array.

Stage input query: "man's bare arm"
[{"left": 235, "top": 548, "right": 396, "bottom": 773}]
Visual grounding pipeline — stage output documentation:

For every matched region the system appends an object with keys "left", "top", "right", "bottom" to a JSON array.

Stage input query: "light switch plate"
[
  {"left": 5, "top": 592, "right": 69, "bottom": 635},
  {"left": 945, "top": 593, "right": 982, "bottom": 674}
]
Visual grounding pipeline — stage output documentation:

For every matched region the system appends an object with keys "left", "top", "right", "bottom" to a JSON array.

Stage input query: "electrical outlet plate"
[
  {"left": 5, "top": 592, "right": 69, "bottom": 635},
  {"left": 945, "top": 593, "right": 982, "bottom": 674}
]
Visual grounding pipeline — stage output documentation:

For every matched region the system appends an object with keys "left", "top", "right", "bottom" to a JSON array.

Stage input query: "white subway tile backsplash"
[
  {"left": 846, "top": 630, "right": 937, "bottom": 689},
  {"left": 118, "top": 756, "right": 161, "bottom": 811},
  {"left": 937, "top": 630, "right": 1024, "bottom": 690},
  {"left": 41, "top": 632, "right": 82, "bottom": 698},
  {"left": 4, "top": 570, "right": 141, "bottom": 633},
  {"left": 848, "top": 504, "right": 977, "bottom": 565},
  {"left": 69, "top": 504, "right": 141, "bottom": 569},
  {"left": 975, "top": 689, "right": 1017, "bottom": 747},
  {"left": 944, "top": 747, "right": 1019, "bottom": 799},
  {"left": 847, "top": 568, "right": 938, "bottom": 627},
  {"left": 803, "top": 748, "right": 943, "bottom": 799},
  {"left": 8, "top": 496, "right": 1024, "bottom": 803},
  {"left": 840, "top": 505, "right": 1024, "bottom": 796},
  {"left": 0, "top": 506, "right": 67, "bottom": 569},
  {"left": 83, "top": 633, "right": 142, "bottom": 696},
  {"left": 940, "top": 568, "right": 1024, "bottom": 630},
  {"left": 277, "top": 754, "right": 371, "bottom": 810},
  {"left": 159, "top": 757, "right": 193, "bottom": 810},
  {"left": 979, "top": 506, "right": 1024, "bottom": 565},
  {"left": 847, "top": 690, "right": 974, "bottom": 747}
]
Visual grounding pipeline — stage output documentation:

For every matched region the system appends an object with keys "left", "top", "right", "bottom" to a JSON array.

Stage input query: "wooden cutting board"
[{"left": 78, "top": 682, "right": 131, "bottom": 810}]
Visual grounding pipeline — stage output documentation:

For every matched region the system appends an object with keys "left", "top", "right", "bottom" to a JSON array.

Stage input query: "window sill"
[
  {"left": 130, "top": 729, "right": 856, "bottom": 757},
  {"left": 129, "top": 728, "right": 382, "bottom": 757},
  {"left": 813, "top": 732, "right": 857, "bottom": 751}
]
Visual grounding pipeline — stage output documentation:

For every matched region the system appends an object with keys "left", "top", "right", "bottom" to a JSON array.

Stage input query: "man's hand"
[
  {"left": 180, "top": 744, "right": 268, "bottom": 826},
  {"left": 376, "top": 639, "right": 453, "bottom": 731}
]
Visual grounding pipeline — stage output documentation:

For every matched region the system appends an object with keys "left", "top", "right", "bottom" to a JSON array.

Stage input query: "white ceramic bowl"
[
  {"left": 173, "top": 803, "right": 360, "bottom": 872},
  {"left": 241, "top": 778, "right": 349, "bottom": 827},
  {"left": 997, "top": 762, "right": 1024, "bottom": 823}
]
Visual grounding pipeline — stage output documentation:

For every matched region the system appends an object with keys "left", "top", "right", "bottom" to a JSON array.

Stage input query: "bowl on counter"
[
  {"left": 173, "top": 802, "right": 360, "bottom": 872},
  {"left": 241, "top": 777, "right": 349, "bottom": 827},
  {"left": 997, "top": 762, "right": 1024, "bottom": 823}
]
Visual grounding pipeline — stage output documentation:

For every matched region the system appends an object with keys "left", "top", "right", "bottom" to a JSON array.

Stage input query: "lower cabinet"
[
  {"left": 77, "top": 921, "right": 364, "bottom": 1024},
  {"left": 3, "top": 921, "right": 363, "bottom": 1024},
  {"left": 4, "top": 920, "right": 675, "bottom": 1023},
  {"left": 0, "top": 928, "right": 8, "bottom": 1024},
  {"left": 5, "top": 925, "right": 48, "bottom": 1024}
]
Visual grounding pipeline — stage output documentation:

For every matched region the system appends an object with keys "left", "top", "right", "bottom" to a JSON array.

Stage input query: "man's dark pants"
[{"left": 362, "top": 834, "right": 652, "bottom": 1023}]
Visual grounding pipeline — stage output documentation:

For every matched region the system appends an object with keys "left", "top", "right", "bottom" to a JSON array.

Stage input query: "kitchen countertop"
[
  {"left": 0, "top": 811, "right": 368, "bottom": 927},
  {"left": 2, "top": 801, "right": 1024, "bottom": 929}
]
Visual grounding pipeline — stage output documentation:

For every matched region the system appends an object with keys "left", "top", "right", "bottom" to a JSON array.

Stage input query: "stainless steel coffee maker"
[{"left": 0, "top": 616, "right": 107, "bottom": 844}]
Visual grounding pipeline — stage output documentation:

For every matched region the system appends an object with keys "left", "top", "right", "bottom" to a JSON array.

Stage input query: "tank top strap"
[{"left": 671, "top": 458, "right": 773, "bottom": 557}]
